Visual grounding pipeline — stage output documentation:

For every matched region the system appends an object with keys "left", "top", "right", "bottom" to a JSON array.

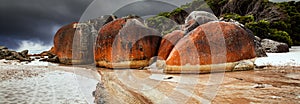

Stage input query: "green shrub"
[
  {"left": 170, "top": 8, "right": 185, "bottom": 16},
  {"left": 245, "top": 20, "right": 271, "bottom": 39},
  {"left": 223, "top": 13, "right": 241, "bottom": 20},
  {"left": 239, "top": 15, "right": 255, "bottom": 24},
  {"left": 158, "top": 12, "right": 171, "bottom": 18},
  {"left": 271, "top": 30, "right": 293, "bottom": 46},
  {"left": 270, "top": 21, "right": 289, "bottom": 31},
  {"left": 290, "top": 13, "right": 300, "bottom": 45},
  {"left": 222, "top": 13, "right": 254, "bottom": 24},
  {"left": 246, "top": 20, "right": 293, "bottom": 46},
  {"left": 145, "top": 16, "right": 179, "bottom": 36}
]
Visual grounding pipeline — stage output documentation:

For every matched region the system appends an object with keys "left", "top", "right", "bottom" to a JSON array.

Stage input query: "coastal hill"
[{"left": 155, "top": 0, "right": 300, "bottom": 46}]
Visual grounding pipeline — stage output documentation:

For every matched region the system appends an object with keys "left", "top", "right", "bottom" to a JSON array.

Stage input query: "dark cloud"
[
  {"left": 0, "top": 0, "right": 196, "bottom": 51},
  {"left": 0, "top": 0, "right": 93, "bottom": 49},
  {"left": 113, "top": 0, "right": 178, "bottom": 17},
  {"left": 79, "top": 0, "right": 193, "bottom": 21}
]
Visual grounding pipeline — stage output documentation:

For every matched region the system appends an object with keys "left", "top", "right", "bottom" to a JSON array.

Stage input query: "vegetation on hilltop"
[
  {"left": 208, "top": 0, "right": 300, "bottom": 46},
  {"left": 151, "top": 0, "right": 300, "bottom": 46}
]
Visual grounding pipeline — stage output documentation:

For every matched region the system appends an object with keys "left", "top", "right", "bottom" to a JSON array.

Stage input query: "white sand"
[
  {"left": 0, "top": 65, "right": 100, "bottom": 104},
  {"left": 255, "top": 46, "right": 300, "bottom": 67}
]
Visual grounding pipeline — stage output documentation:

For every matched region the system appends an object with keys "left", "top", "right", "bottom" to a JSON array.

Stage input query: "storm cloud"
[
  {"left": 0, "top": 0, "right": 195, "bottom": 53},
  {"left": 0, "top": 0, "right": 93, "bottom": 50}
]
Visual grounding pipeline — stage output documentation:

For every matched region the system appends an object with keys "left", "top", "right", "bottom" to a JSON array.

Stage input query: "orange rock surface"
[
  {"left": 52, "top": 22, "right": 77, "bottom": 64},
  {"left": 158, "top": 30, "right": 185, "bottom": 60},
  {"left": 94, "top": 18, "right": 161, "bottom": 68},
  {"left": 165, "top": 22, "right": 256, "bottom": 73}
]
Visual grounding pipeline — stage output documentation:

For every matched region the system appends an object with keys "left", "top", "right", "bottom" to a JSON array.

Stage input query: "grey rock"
[
  {"left": 253, "top": 35, "right": 267, "bottom": 57},
  {"left": 71, "top": 15, "right": 117, "bottom": 64},
  {"left": 35, "top": 56, "right": 41, "bottom": 59},
  {"left": 88, "top": 15, "right": 116, "bottom": 30},
  {"left": 47, "top": 52, "right": 56, "bottom": 58},
  {"left": 184, "top": 11, "right": 218, "bottom": 33},
  {"left": 19, "top": 57, "right": 33, "bottom": 62},
  {"left": 39, "top": 58, "right": 48, "bottom": 62},
  {"left": 0, "top": 50, "right": 4, "bottom": 59},
  {"left": 5, "top": 56, "right": 15, "bottom": 60},
  {"left": 47, "top": 56, "right": 60, "bottom": 63},
  {"left": 255, "top": 36, "right": 261, "bottom": 42},
  {"left": 10, "top": 51, "right": 18, "bottom": 58},
  {"left": 261, "top": 39, "right": 289, "bottom": 53},
  {"left": 0, "top": 46, "right": 33, "bottom": 62},
  {"left": 39, "top": 56, "right": 59, "bottom": 63},
  {"left": 6, "top": 51, "right": 32, "bottom": 62},
  {"left": 19, "top": 50, "right": 29, "bottom": 58},
  {"left": 0, "top": 46, "right": 8, "bottom": 50},
  {"left": 233, "top": 60, "right": 255, "bottom": 71},
  {"left": 40, "top": 51, "right": 56, "bottom": 58},
  {"left": 94, "top": 82, "right": 109, "bottom": 104},
  {"left": 233, "top": 23, "right": 267, "bottom": 57},
  {"left": 1, "top": 49, "right": 11, "bottom": 56}
]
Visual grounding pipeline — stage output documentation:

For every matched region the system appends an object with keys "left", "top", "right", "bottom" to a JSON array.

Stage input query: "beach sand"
[{"left": 0, "top": 64, "right": 99, "bottom": 104}]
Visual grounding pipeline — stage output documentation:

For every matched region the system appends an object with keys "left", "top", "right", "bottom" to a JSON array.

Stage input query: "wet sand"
[
  {"left": 93, "top": 66, "right": 300, "bottom": 104},
  {"left": 1, "top": 63, "right": 300, "bottom": 104},
  {"left": 213, "top": 66, "right": 300, "bottom": 103}
]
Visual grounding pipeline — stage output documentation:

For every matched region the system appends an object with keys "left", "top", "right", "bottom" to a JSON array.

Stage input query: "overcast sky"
[
  {"left": 0, "top": 0, "right": 194, "bottom": 53},
  {"left": 0, "top": 0, "right": 93, "bottom": 52}
]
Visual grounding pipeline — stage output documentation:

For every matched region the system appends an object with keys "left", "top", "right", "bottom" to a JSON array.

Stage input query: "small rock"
[
  {"left": 270, "top": 96, "right": 282, "bottom": 99},
  {"left": 253, "top": 84, "right": 265, "bottom": 88},
  {"left": 0, "top": 46, "right": 8, "bottom": 50},
  {"left": 19, "top": 50, "right": 29, "bottom": 58},
  {"left": 253, "top": 36, "right": 267, "bottom": 57},
  {"left": 40, "top": 51, "right": 49, "bottom": 56},
  {"left": 1, "top": 49, "right": 11, "bottom": 56},
  {"left": 19, "top": 57, "right": 33, "bottom": 62},
  {"left": 164, "top": 76, "right": 173, "bottom": 80},
  {"left": 233, "top": 60, "right": 255, "bottom": 71},
  {"left": 35, "top": 56, "right": 41, "bottom": 59},
  {"left": 253, "top": 83, "right": 272, "bottom": 88},
  {"left": 235, "top": 78, "right": 243, "bottom": 80},
  {"left": 5, "top": 56, "right": 15, "bottom": 60},
  {"left": 47, "top": 52, "right": 56, "bottom": 58},
  {"left": 255, "top": 36, "right": 261, "bottom": 42},
  {"left": 47, "top": 56, "right": 60, "bottom": 63},
  {"left": 39, "top": 58, "right": 48, "bottom": 62},
  {"left": 261, "top": 39, "right": 289, "bottom": 53}
]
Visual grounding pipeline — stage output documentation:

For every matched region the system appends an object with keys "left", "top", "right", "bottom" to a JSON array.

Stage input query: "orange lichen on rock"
[
  {"left": 158, "top": 30, "right": 185, "bottom": 60},
  {"left": 94, "top": 18, "right": 161, "bottom": 69},
  {"left": 164, "top": 21, "right": 257, "bottom": 73},
  {"left": 52, "top": 22, "right": 77, "bottom": 64}
]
